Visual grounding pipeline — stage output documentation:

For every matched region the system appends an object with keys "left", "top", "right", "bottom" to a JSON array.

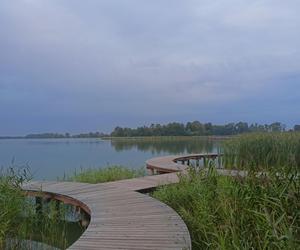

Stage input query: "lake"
[{"left": 0, "top": 137, "right": 222, "bottom": 180}]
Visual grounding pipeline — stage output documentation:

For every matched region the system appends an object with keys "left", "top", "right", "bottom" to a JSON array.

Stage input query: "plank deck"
[{"left": 23, "top": 153, "right": 223, "bottom": 250}]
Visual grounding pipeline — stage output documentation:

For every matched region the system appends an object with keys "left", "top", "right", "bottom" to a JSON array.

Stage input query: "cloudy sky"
[{"left": 1, "top": 0, "right": 300, "bottom": 135}]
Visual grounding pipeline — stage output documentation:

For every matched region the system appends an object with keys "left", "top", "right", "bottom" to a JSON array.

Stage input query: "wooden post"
[
  {"left": 217, "top": 155, "right": 222, "bottom": 168},
  {"left": 80, "top": 212, "right": 90, "bottom": 228},
  {"left": 36, "top": 197, "right": 43, "bottom": 216},
  {"left": 147, "top": 167, "right": 155, "bottom": 175},
  {"left": 55, "top": 200, "right": 61, "bottom": 217}
]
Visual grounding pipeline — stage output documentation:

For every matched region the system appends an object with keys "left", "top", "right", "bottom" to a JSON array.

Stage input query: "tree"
[
  {"left": 235, "top": 122, "right": 249, "bottom": 134},
  {"left": 269, "top": 122, "right": 285, "bottom": 132},
  {"left": 204, "top": 123, "right": 213, "bottom": 135},
  {"left": 186, "top": 121, "right": 204, "bottom": 135},
  {"left": 111, "top": 127, "right": 125, "bottom": 137},
  {"left": 294, "top": 125, "right": 300, "bottom": 131}
]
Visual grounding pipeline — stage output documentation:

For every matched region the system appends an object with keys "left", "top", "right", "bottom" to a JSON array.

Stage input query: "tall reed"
[
  {"left": 153, "top": 133, "right": 300, "bottom": 249},
  {"left": 0, "top": 167, "right": 86, "bottom": 249},
  {"left": 67, "top": 165, "right": 145, "bottom": 184},
  {"left": 223, "top": 132, "right": 300, "bottom": 172},
  {"left": 153, "top": 167, "right": 300, "bottom": 249},
  {"left": 0, "top": 171, "right": 25, "bottom": 248}
]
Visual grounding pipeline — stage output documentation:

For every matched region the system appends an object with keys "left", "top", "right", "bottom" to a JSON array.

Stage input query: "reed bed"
[
  {"left": 0, "top": 167, "right": 85, "bottom": 249},
  {"left": 153, "top": 132, "right": 300, "bottom": 249},
  {"left": 67, "top": 165, "right": 146, "bottom": 184},
  {"left": 223, "top": 132, "right": 300, "bottom": 172},
  {"left": 0, "top": 168, "right": 26, "bottom": 248},
  {"left": 153, "top": 167, "right": 299, "bottom": 249}
]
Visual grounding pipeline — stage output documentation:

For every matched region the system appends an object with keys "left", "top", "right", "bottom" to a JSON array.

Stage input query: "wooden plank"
[{"left": 22, "top": 154, "right": 229, "bottom": 249}]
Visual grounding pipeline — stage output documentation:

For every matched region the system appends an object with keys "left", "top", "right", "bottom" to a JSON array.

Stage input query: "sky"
[{"left": 0, "top": 0, "right": 300, "bottom": 135}]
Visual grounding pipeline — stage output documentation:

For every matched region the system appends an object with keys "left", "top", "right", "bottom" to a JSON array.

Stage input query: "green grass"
[
  {"left": 223, "top": 132, "right": 300, "bottom": 171},
  {"left": 153, "top": 133, "right": 300, "bottom": 250},
  {"left": 0, "top": 167, "right": 85, "bottom": 249},
  {"left": 2, "top": 133, "right": 299, "bottom": 249},
  {"left": 0, "top": 169, "right": 26, "bottom": 248},
  {"left": 66, "top": 165, "right": 146, "bottom": 184},
  {"left": 1, "top": 165, "right": 145, "bottom": 248},
  {"left": 153, "top": 167, "right": 300, "bottom": 250}
]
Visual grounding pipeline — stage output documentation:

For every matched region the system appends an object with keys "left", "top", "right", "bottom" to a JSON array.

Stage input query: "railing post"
[{"left": 36, "top": 196, "right": 43, "bottom": 216}]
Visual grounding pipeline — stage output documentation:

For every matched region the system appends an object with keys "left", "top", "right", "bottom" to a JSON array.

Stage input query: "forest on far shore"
[
  {"left": 2, "top": 121, "right": 300, "bottom": 139},
  {"left": 110, "top": 121, "right": 290, "bottom": 137}
]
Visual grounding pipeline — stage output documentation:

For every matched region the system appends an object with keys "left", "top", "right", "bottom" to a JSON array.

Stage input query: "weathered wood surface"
[
  {"left": 146, "top": 153, "right": 219, "bottom": 174},
  {"left": 146, "top": 153, "right": 246, "bottom": 177},
  {"left": 23, "top": 153, "right": 236, "bottom": 250},
  {"left": 23, "top": 159, "right": 191, "bottom": 249},
  {"left": 24, "top": 179, "right": 191, "bottom": 250}
]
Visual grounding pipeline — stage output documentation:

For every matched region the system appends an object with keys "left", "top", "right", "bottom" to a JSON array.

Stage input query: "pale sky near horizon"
[{"left": 0, "top": 0, "right": 300, "bottom": 135}]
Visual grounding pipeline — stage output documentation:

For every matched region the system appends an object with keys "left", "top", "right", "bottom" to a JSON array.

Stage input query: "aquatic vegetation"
[
  {"left": 153, "top": 133, "right": 300, "bottom": 250},
  {"left": 67, "top": 165, "right": 146, "bottom": 184},
  {"left": 153, "top": 167, "right": 300, "bottom": 250},
  {"left": 223, "top": 132, "right": 300, "bottom": 171},
  {"left": 0, "top": 167, "right": 86, "bottom": 249},
  {"left": 0, "top": 168, "right": 26, "bottom": 248}
]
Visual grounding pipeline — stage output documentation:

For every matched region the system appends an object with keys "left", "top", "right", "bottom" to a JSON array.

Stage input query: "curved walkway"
[{"left": 23, "top": 153, "right": 222, "bottom": 250}]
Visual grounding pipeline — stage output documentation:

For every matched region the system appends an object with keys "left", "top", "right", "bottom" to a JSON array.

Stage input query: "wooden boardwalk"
[{"left": 23, "top": 153, "right": 221, "bottom": 250}]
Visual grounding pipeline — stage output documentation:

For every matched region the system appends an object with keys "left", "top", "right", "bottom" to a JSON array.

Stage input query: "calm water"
[{"left": 0, "top": 138, "right": 221, "bottom": 180}]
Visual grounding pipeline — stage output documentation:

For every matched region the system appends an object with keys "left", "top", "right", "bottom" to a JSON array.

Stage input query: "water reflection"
[
  {"left": 110, "top": 137, "right": 222, "bottom": 154},
  {"left": 5, "top": 199, "right": 89, "bottom": 250},
  {"left": 0, "top": 137, "right": 224, "bottom": 180}
]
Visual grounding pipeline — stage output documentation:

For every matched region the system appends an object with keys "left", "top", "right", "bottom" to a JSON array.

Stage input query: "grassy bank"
[
  {"left": 223, "top": 132, "right": 300, "bottom": 171},
  {"left": 66, "top": 165, "right": 146, "bottom": 184},
  {"left": 0, "top": 167, "right": 85, "bottom": 249},
  {"left": 153, "top": 133, "right": 300, "bottom": 249},
  {"left": 0, "top": 168, "right": 26, "bottom": 248},
  {"left": 1, "top": 165, "right": 145, "bottom": 248}
]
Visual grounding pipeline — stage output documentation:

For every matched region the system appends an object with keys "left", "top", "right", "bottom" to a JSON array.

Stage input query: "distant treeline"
[
  {"left": 1, "top": 122, "right": 300, "bottom": 139},
  {"left": 110, "top": 121, "right": 292, "bottom": 137},
  {"left": 23, "top": 132, "right": 108, "bottom": 139}
]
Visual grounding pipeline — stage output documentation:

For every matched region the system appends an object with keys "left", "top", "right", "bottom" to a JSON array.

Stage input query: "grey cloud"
[{"left": 0, "top": 0, "right": 299, "bottom": 134}]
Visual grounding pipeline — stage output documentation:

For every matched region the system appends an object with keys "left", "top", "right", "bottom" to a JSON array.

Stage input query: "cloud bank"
[{"left": 0, "top": 0, "right": 299, "bottom": 134}]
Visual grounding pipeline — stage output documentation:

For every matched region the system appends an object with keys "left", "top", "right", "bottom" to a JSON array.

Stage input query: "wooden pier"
[{"left": 23, "top": 153, "right": 221, "bottom": 250}]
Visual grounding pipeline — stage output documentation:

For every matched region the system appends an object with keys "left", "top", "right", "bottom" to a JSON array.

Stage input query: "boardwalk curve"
[{"left": 23, "top": 153, "right": 221, "bottom": 250}]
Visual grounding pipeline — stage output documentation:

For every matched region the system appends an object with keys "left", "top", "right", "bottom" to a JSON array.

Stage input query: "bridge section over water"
[{"left": 24, "top": 153, "right": 222, "bottom": 250}]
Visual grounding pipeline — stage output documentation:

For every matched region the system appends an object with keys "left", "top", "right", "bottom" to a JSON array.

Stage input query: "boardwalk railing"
[{"left": 146, "top": 153, "right": 222, "bottom": 174}]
